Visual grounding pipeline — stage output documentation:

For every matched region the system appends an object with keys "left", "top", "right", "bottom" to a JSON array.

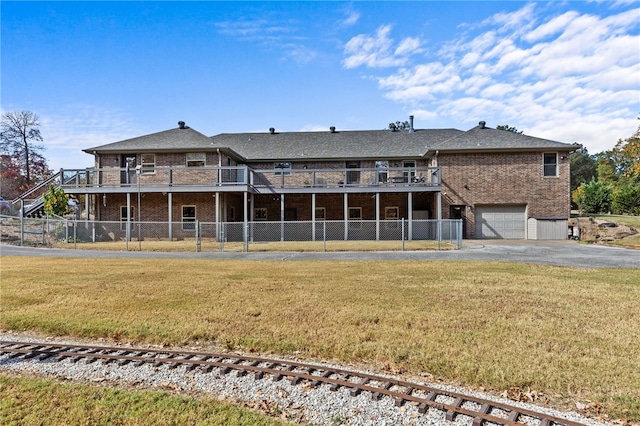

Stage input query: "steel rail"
[{"left": 0, "top": 341, "right": 586, "bottom": 426}]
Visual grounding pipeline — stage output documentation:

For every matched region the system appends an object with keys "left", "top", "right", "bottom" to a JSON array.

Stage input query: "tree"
[
  {"left": 596, "top": 118, "right": 640, "bottom": 180},
  {"left": 570, "top": 147, "right": 597, "bottom": 191},
  {"left": 496, "top": 124, "right": 523, "bottom": 134},
  {"left": 612, "top": 183, "right": 640, "bottom": 215},
  {"left": 0, "top": 110, "right": 51, "bottom": 187},
  {"left": 573, "top": 179, "right": 612, "bottom": 215},
  {"left": 42, "top": 185, "right": 70, "bottom": 217},
  {"left": 612, "top": 119, "right": 640, "bottom": 178}
]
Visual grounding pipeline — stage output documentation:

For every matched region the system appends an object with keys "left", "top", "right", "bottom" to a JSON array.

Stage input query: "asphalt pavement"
[{"left": 1, "top": 240, "right": 638, "bottom": 268}]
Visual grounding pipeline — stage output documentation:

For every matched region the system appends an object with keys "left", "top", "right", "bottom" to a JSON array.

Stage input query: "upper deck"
[{"left": 59, "top": 165, "right": 441, "bottom": 195}]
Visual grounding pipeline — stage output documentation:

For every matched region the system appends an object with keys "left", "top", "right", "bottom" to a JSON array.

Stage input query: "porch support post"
[
  {"left": 343, "top": 193, "right": 348, "bottom": 240},
  {"left": 437, "top": 190, "right": 442, "bottom": 248},
  {"left": 84, "top": 194, "right": 90, "bottom": 228},
  {"left": 126, "top": 192, "right": 131, "bottom": 243},
  {"left": 168, "top": 192, "right": 173, "bottom": 241},
  {"left": 375, "top": 192, "right": 380, "bottom": 241},
  {"left": 215, "top": 191, "right": 220, "bottom": 241},
  {"left": 408, "top": 192, "right": 413, "bottom": 241},
  {"left": 249, "top": 193, "right": 255, "bottom": 242},
  {"left": 243, "top": 192, "right": 249, "bottom": 247},
  {"left": 311, "top": 193, "right": 316, "bottom": 241},
  {"left": 280, "top": 194, "right": 285, "bottom": 241}
]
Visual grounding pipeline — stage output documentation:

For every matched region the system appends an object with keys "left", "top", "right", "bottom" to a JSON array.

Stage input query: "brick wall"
[{"left": 439, "top": 151, "right": 571, "bottom": 238}]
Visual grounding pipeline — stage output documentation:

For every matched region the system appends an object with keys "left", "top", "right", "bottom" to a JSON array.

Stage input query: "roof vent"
[
  {"left": 409, "top": 115, "right": 414, "bottom": 132},
  {"left": 330, "top": 126, "right": 336, "bottom": 133},
  {"left": 389, "top": 122, "right": 397, "bottom": 132},
  {"left": 269, "top": 127, "right": 275, "bottom": 134},
  {"left": 178, "top": 121, "right": 187, "bottom": 129},
  {"left": 479, "top": 121, "right": 486, "bottom": 129}
]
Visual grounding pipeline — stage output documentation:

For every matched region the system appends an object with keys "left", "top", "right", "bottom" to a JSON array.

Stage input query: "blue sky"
[{"left": 2, "top": 1, "right": 639, "bottom": 171}]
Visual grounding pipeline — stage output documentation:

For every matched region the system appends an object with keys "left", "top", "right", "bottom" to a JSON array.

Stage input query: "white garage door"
[{"left": 475, "top": 205, "right": 526, "bottom": 239}]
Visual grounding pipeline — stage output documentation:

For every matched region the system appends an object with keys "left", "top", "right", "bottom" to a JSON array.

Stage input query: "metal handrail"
[
  {"left": 57, "top": 165, "right": 441, "bottom": 190},
  {"left": 10, "top": 171, "right": 62, "bottom": 205}
]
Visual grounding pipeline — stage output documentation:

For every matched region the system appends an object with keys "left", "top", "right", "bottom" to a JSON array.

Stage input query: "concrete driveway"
[{"left": 1, "top": 240, "right": 638, "bottom": 268}]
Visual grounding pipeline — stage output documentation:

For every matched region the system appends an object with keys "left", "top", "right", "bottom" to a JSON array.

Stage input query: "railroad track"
[{"left": 0, "top": 340, "right": 586, "bottom": 426}]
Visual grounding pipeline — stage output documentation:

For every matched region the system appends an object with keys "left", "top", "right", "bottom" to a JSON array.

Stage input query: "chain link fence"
[{"left": 1, "top": 215, "right": 462, "bottom": 251}]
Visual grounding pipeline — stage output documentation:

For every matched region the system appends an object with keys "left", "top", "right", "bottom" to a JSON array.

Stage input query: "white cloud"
[
  {"left": 345, "top": 4, "right": 640, "bottom": 153},
  {"left": 342, "top": 25, "right": 422, "bottom": 69},
  {"left": 523, "top": 11, "right": 580, "bottom": 42},
  {"left": 341, "top": 10, "right": 360, "bottom": 27},
  {"left": 38, "top": 105, "right": 140, "bottom": 171},
  {"left": 215, "top": 18, "right": 317, "bottom": 65}
]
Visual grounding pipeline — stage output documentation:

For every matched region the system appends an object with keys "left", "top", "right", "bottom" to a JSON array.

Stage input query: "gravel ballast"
[{"left": 1, "top": 334, "right": 614, "bottom": 426}]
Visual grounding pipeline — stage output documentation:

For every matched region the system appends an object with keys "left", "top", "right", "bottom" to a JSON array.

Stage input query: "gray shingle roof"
[
  {"left": 84, "top": 127, "right": 213, "bottom": 153},
  {"left": 211, "top": 129, "right": 463, "bottom": 160},
  {"left": 432, "top": 125, "right": 576, "bottom": 152},
  {"left": 84, "top": 123, "right": 577, "bottom": 160}
]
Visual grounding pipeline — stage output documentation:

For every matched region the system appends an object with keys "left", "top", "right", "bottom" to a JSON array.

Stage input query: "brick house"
[{"left": 56, "top": 118, "right": 576, "bottom": 240}]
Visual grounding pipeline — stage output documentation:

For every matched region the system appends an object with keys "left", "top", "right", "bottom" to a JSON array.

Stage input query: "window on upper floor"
[
  {"left": 375, "top": 161, "right": 389, "bottom": 183},
  {"left": 274, "top": 162, "right": 291, "bottom": 176},
  {"left": 543, "top": 153, "right": 558, "bottom": 177},
  {"left": 186, "top": 153, "right": 206, "bottom": 167},
  {"left": 140, "top": 154, "right": 155, "bottom": 174}
]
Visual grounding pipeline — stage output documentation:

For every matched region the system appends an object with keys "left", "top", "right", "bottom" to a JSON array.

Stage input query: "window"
[
  {"left": 254, "top": 207, "right": 267, "bottom": 221},
  {"left": 543, "top": 153, "right": 558, "bottom": 177},
  {"left": 385, "top": 206, "right": 399, "bottom": 229},
  {"left": 315, "top": 207, "right": 326, "bottom": 220},
  {"left": 348, "top": 207, "right": 362, "bottom": 229},
  {"left": 140, "top": 154, "right": 155, "bottom": 174},
  {"left": 274, "top": 162, "right": 291, "bottom": 176},
  {"left": 186, "top": 153, "right": 206, "bottom": 167},
  {"left": 182, "top": 206, "right": 196, "bottom": 230},
  {"left": 120, "top": 206, "right": 134, "bottom": 230},
  {"left": 376, "top": 161, "right": 389, "bottom": 183},
  {"left": 385, "top": 206, "right": 399, "bottom": 220},
  {"left": 403, "top": 161, "right": 416, "bottom": 183},
  {"left": 346, "top": 161, "right": 360, "bottom": 185}
]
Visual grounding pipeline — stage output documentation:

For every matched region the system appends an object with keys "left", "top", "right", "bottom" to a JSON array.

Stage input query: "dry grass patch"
[
  {"left": 0, "top": 374, "right": 291, "bottom": 425},
  {"left": 1, "top": 256, "right": 639, "bottom": 421}
]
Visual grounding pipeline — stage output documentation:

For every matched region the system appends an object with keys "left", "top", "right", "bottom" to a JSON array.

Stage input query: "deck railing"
[{"left": 59, "top": 165, "right": 441, "bottom": 191}]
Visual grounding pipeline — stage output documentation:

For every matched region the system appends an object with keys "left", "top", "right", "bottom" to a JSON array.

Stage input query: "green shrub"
[
  {"left": 612, "top": 183, "right": 640, "bottom": 215},
  {"left": 575, "top": 179, "right": 612, "bottom": 214},
  {"left": 42, "top": 186, "right": 69, "bottom": 217}
]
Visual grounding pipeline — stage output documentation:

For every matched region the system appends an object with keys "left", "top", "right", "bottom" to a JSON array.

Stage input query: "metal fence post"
[
  {"left": 323, "top": 220, "right": 327, "bottom": 252},
  {"left": 401, "top": 218, "right": 405, "bottom": 251},
  {"left": 243, "top": 221, "right": 249, "bottom": 252},
  {"left": 19, "top": 199, "right": 24, "bottom": 246},
  {"left": 73, "top": 219, "right": 77, "bottom": 249},
  {"left": 195, "top": 220, "right": 200, "bottom": 252},
  {"left": 219, "top": 222, "right": 224, "bottom": 252}
]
